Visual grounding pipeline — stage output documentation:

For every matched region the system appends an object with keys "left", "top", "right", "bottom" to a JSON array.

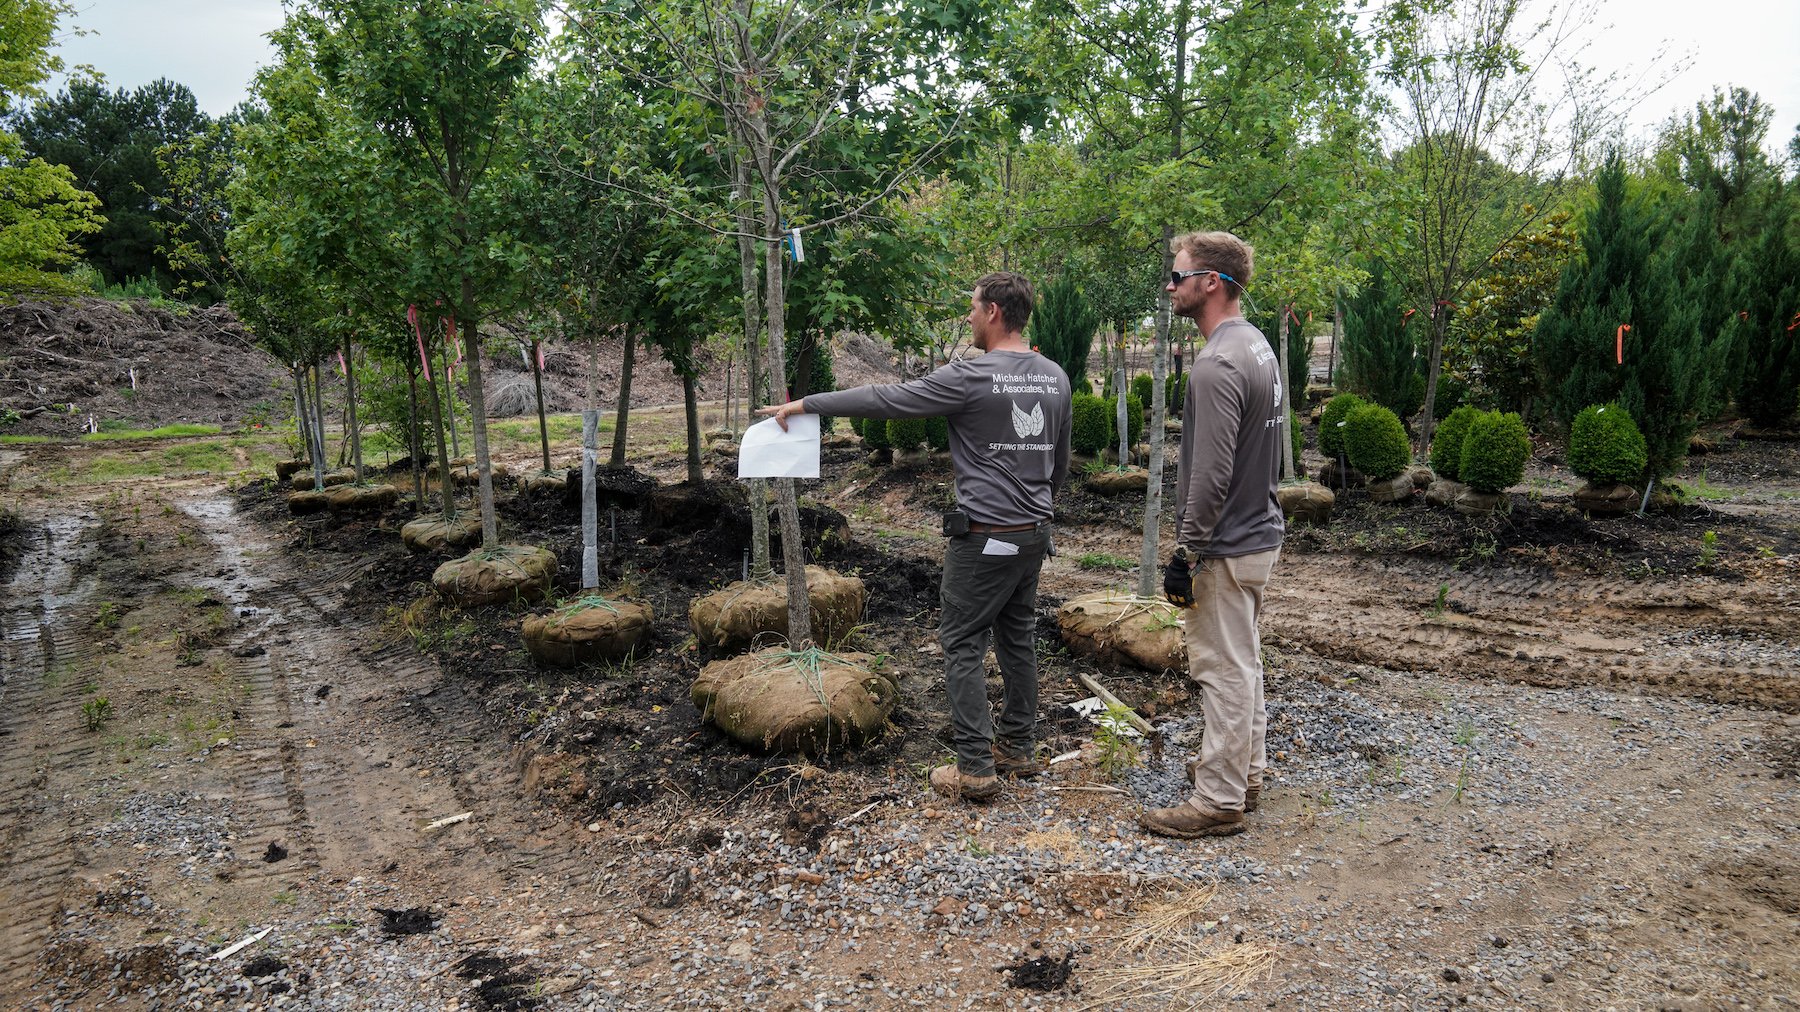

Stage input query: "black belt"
[{"left": 968, "top": 521, "right": 1041, "bottom": 533}]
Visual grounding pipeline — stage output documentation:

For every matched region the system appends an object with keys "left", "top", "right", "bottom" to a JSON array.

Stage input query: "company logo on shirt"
[{"left": 1010, "top": 400, "right": 1045, "bottom": 438}]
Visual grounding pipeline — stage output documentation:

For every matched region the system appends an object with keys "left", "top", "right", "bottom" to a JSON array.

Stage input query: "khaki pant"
[{"left": 1183, "top": 547, "right": 1280, "bottom": 814}]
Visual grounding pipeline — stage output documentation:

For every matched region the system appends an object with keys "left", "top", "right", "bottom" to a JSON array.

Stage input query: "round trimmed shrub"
[
  {"left": 1429, "top": 405, "right": 1482, "bottom": 481},
  {"left": 1319, "top": 392, "right": 1367, "bottom": 458},
  {"left": 1130, "top": 373, "right": 1154, "bottom": 413},
  {"left": 1343, "top": 403, "right": 1409, "bottom": 481},
  {"left": 861, "top": 414, "right": 891, "bottom": 450},
  {"left": 1071, "top": 393, "right": 1113, "bottom": 454},
  {"left": 1568, "top": 402, "right": 1647, "bottom": 484},
  {"left": 924, "top": 416, "right": 950, "bottom": 452},
  {"left": 885, "top": 417, "right": 927, "bottom": 452},
  {"left": 1459, "top": 411, "right": 1530, "bottom": 493}
]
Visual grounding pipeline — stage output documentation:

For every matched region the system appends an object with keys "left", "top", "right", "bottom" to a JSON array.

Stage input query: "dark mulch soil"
[
  {"left": 372, "top": 907, "right": 438, "bottom": 936},
  {"left": 1002, "top": 950, "right": 1077, "bottom": 991},
  {"left": 0, "top": 506, "right": 28, "bottom": 583},
  {"left": 241, "top": 955, "right": 287, "bottom": 978}
]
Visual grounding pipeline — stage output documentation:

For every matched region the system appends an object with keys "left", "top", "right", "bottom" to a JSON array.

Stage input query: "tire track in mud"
[
  {"left": 178, "top": 495, "right": 584, "bottom": 916},
  {"left": 1268, "top": 553, "right": 1800, "bottom": 711},
  {"left": 0, "top": 515, "right": 103, "bottom": 995}
]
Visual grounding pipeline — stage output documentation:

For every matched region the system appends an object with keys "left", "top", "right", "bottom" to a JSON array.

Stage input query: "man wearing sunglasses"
[
  {"left": 1140, "top": 231, "right": 1285, "bottom": 839},
  {"left": 761, "top": 272, "right": 1072, "bottom": 804}
]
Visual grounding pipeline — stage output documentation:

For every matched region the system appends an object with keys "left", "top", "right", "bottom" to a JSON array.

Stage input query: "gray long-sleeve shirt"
[
  {"left": 1177, "top": 318, "right": 1285, "bottom": 558},
  {"left": 803, "top": 350, "right": 1072, "bottom": 525}
]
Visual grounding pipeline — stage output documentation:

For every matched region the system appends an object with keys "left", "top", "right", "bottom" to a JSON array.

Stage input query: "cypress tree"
[
  {"left": 1537, "top": 154, "right": 1727, "bottom": 478},
  {"left": 1341, "top": 260, "right": 1424, "bottom": 419},
  {"left": 1027, "top": 276, "right": 1100, "bottom": 385},
  {"left": 1728, "top": 190, "right": 1800, "bottom": 428}
]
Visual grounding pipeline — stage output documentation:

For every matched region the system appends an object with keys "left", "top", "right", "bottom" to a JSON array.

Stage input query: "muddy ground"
[{"left": 0, "top": 409, "right": 1796, "bottom": 1011}]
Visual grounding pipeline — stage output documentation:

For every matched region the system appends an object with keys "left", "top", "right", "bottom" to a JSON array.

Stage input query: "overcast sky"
[{"left": 48, "top": 0, "right": 1800, "bottom": 156}]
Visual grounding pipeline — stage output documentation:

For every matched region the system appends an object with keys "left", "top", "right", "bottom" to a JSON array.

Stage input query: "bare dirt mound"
[{"left": 0, "top": 298, "right": 284, "bottom": 436}]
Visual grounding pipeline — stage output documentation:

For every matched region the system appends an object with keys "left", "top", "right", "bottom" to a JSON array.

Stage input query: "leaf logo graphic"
[{"left": 1011, "top": 400, "right": 1045, "bottom": 439}]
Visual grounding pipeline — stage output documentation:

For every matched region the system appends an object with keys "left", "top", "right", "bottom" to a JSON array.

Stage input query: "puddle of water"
[
  {"left": 2, "top": 513, "right": 102, "bottom": 643},
  {"left": 178, "top": 496, "right": 282, "bottom": 630}
]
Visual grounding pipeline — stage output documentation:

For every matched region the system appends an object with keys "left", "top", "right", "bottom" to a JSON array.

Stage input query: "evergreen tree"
[
  {"left": 1340, "top": 259, "right": 1423, "bottom": 419},
  {"left": 1027, "top": 275, "right": 1100, "bottom": 385},
  {"left": 1537, "top": 154, "right": 1727, "bottom": 478},
  {"left": 1729, "top": 189, "right": 1800, "bottom": 428}
]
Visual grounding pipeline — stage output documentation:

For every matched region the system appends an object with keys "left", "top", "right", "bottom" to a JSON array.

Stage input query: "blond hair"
[{"left": 1171, "top": 231, "right": 1254, "bottom": 289}]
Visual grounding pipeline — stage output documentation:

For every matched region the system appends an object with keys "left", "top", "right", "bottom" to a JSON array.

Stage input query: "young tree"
[
  {"left": 1380, "top": 0, "right": 1636, "bottom": 452},
  {"left": 0, "top": 0, "right": 103, "bottom": 301},
  {"left": 297, "top": 0, "right": 545, "bottom": 549},
  {"left": 1727, "top": 188, "right": 1800, "bottom": 429},
  {"left": 1340, "top": 259, "right": 1424, "bottom": 421}
]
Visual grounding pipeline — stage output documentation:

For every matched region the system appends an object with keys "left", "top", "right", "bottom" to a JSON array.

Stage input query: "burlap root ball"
[
  {"left": 522, "top": 596, "right": 654, "bottom": 667},
  {"left": 1056, "top": 590, "right": 1185, "bottom": 673},
  {"left": 287, "top": 489, "right": 330, "bottom": 515},
  {"left": 1573, "top": 481, "right": 1638, "bottom": 516},
  {"left": 1277, "top": 482, "right": 1335, "bottom": 525},
  {"left": 324, "top": 483, "right": 399, "bottom": 513},
  {"left": 432, "top": 544, "right": 557, "bottom": 609},
  {"left": 289, "top": 467, "right": 355, "bottom": 491},
  {"left": 691, "top": 647, "right": 895, "bottom": 754},
  {"left": 1088, "top": 467, "right": 1149, "bottom": 495},
  {"left": 688, "top": 566, "right": 866, "bottom": 651},
  {"left": 402, "top": 513, "right": 485, "bottom": 553}
]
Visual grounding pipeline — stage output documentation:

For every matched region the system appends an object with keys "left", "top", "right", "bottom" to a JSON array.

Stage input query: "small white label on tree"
[
  {"left": 791, "top": 227, "right": 805, "bottom": 262},
  {"left": 738, "top": 415, "right": 820, "bottom": 479}
]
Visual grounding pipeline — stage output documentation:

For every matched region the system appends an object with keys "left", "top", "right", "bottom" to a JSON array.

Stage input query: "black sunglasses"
[{"left": 1170, "top": 268, "right": 1237, "bottom": 287}]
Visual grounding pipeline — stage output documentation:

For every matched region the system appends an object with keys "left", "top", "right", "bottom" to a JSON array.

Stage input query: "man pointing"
[{"left": 762, "top": 272, "right": 1073, "bottom": 803}]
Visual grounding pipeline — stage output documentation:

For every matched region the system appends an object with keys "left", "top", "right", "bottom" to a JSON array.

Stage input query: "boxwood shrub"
[
  {"left": 1429, "top": 404, "right": 1482, "bottom": 482},
  {"left": 924, "top": 416, "right": 950, "bottom": 452},
  {"left": 1319, "top": 392, "right": 1367, "bottom": 458},
  {"left": 1130, "top": 373, "right": 1154, "bottom": 414},
  {"left": 1071, "top": 393, "right": 1113, "bottom": 454},
  {"left": 1568, "top": 402, "right": 1646, "bottom": 484},
  {"left": 1459, "top": 410, "right": 1530, "bottom": 493},
  {"left": 885, "top": 417, "right": 928, "bottom": 452},
  {"left": 1343, "top": 402, "right": 1409, "bottom": 481},
  {"left": 861, "top": 414, "right": 891, "bottom": 450}
]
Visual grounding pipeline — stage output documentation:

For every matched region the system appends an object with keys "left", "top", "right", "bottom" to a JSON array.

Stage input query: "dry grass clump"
[{"left": 1084, "top": 882, "right": 1276, "bottom": 1010}]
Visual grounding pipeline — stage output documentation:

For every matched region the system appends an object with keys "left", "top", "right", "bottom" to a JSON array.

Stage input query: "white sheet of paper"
[
  {"left": 981, "top": 538, "right": 1021, "bottom": 556},
  {"left": 737, "top": 414, "right": 820, "bottom": 479}
]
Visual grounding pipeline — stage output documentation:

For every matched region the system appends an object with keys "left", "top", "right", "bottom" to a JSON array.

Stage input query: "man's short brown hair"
[
  {"left": 974, "top": 271, "right": 1035, "bottom": 332},
  {"left": 1171, "top": 231, "right": 1254, "bottom": 289}
]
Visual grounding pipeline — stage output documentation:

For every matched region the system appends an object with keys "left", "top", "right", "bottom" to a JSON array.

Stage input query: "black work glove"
[{"left": 1163, "top": 548, "right": 1193, "bottom": 608}]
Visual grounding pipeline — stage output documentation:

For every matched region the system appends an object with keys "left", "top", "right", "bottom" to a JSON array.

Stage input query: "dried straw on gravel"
[{"left": 1084, "top": 882, "right": 1276, "bottom": 1010}]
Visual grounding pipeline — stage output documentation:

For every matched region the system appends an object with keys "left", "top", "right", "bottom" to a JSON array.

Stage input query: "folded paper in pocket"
[{"left": 981, "top": 538, "right": 1021, "bottom": 557}]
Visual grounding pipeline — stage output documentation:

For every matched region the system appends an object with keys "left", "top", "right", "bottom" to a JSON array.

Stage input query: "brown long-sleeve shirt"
[{"left": 1177, "top": 318, "right": 1285, "bottom": 558}]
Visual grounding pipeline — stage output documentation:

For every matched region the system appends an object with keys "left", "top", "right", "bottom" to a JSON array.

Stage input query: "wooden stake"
[{"left": 1076, "top": 672, "right": 1154, "bottom": 737}]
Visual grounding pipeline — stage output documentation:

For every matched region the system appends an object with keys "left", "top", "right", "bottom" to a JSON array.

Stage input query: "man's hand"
[
  {"left": 756, "top": 400, "right": 807, "bottom": 431},
  {"left": 1163, "top": 548, "right": 1194, "bottom": 608}
]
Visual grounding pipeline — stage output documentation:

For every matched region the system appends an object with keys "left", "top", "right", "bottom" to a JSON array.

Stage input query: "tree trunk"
[
  {"left": 406, "top": 358, "right": 425, "bottom": 507},
  {"left": 1329, "top": 290, "right": 1342, "bottom": 387},
  {"left": 1139, "top": 2, "right": 1188, "bottom": 597},
  {"left": 682, "top": 371, "right": 703, "bottom": 484},
  {"left": 343, "top": 331, "right": 363, "bottom": 484},
  {"left": 761, "top": 210, "right": 812, "bottom": 647},
  {"left": 308, "top": 363, "right": 328, "bottom": 491},
  {"left": 440, "top": 335, "right": 461, "bottom": 460},
  {"left": 531, "top": 338, "right": 551, "bottom": 474},
  {"left": 419, "top": 326, "right": 456, "bottom": 519},
  {"left": 1419, "top": 305, "right": 1449, "bottom": 454},
  {"left": 610, "top": 325, "right": 635, "bottom": 468},
  {"left": 292, "top": 365, "right": 312, "bottom": 467},
  {"left": 735, "top": 159, "right": 773, "bottom": 583},
  {"left": 1278, "top": 305, "right": 1294, "bottom": 480},
  {"left": 456, "top": 295, "right": 499, "bottom": 550},
  {"left": 1115, "top": 346, "right": 1129, "bottom": 464},
  {"left": 581, "top": 409, "right": 600, "bottom": 589}
]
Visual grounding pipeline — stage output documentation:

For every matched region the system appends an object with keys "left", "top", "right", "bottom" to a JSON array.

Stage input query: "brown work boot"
[
  {"left": 1138, "top": 800, "right": 1246, "bottom": 839},
  {"left": 1185, "top": 758, "right": 1262, "bottom": 813},
  {"left": 993, "top": 743, "right": 1045, "bottom": 778},
  {"left": 929, "top": 763, "right": 1000, "bottom": 803}
]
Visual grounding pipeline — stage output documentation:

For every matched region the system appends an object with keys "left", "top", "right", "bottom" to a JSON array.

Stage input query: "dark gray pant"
[{"left": 939, "top": 527, "right": 1050, "bottom": 777}]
